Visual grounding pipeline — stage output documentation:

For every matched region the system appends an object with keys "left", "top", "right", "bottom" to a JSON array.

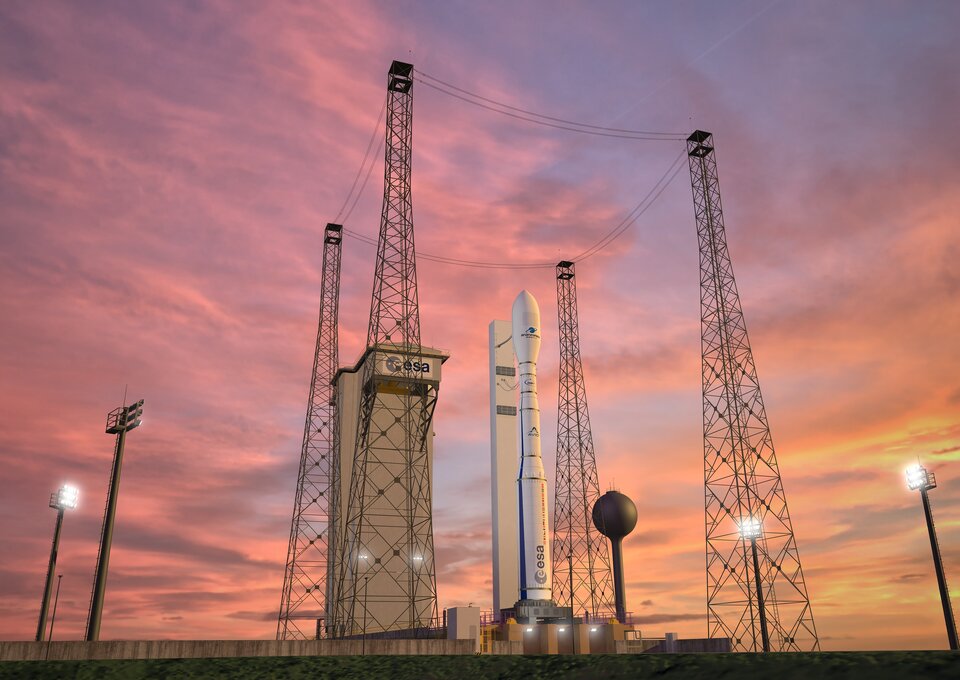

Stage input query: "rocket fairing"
[{"left": 511, "top": 290, "right": 552, "bottom": 602}]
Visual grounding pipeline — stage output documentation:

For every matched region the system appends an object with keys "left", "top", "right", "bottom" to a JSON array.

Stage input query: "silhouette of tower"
[
  {"left": 552, "top": 261, "right": 615, "bottom": 620},
  {"left": 687, "top": 130, "right": 819, "bottom": 652},
  {"left": 278, "top": 223, "right": 343, "bottom": 639},
  {"left": 332, "top": 61, "right": 440, "bottom": 637}
]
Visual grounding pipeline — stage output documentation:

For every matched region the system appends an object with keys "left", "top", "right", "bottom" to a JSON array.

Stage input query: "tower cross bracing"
[
  {"left": 687, "top": 130, "right": 819, "bottom": 652},
  {"left": 332, "top": 60, "right": 440, "bottom": 638},
  {"left": 278, "top": 223, "right": 343, "bottom": 640},
  {"left": 552, "top": 260, "right": 615, "bottom": 620}
]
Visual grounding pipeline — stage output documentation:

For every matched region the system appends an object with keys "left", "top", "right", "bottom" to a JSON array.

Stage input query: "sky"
[{"left": 1, "top": 0, "right": 959, "bottom": 651}]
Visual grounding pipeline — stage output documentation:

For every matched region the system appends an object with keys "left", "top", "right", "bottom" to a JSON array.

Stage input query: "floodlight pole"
[
  {"left": 749, "top": 536, "right": 771, "bottom": 653},
  {"left": 48, "top": 575, "right": 63, "bottom": 642},
  {"left": 919, "top": 485, "right": 959, "bottom": 650},
  {"left": 86, "top": 400, "right": 143, "bottom": 642},
  {"left": 35, "top": 506, "right": 65, "bottom": 641},
  {"left": 86, "top": 427, "right": 127, "bottom": 641}
]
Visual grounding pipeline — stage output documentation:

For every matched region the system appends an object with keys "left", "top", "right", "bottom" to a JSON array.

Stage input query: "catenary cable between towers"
[{"left": 332, "top": 69, "right": 688, "bottom": 269}]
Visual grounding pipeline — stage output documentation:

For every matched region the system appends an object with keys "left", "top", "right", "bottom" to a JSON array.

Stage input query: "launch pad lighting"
[
  {"left": 87, "top": 398, "right": 145, "bottom": 642},
  {"left": 739, "top": 517, "right": 762, "bottom": 539},
  {"left": 51, "top": 485, "right": 79, "bottom": 511},
  {"left": 906, "top": 464, "right": 935, "bottom": 491},
  {"left": 904, "top": 460, "right": 957, "bottom": 649},
  {"left": 37, "top": 483, "right": 78, "bottom": 641}
]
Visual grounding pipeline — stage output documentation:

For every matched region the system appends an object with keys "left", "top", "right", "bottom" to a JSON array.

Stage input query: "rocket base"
[{"left": 501, "top": 599, "right": 574, "bottom": 625}]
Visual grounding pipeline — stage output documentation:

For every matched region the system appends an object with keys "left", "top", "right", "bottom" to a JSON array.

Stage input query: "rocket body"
[{"left": 511, "top": 290, "right": 552, "bottom": 601}]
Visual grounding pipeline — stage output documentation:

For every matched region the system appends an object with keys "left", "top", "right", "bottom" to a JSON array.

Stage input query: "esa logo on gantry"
[{"left": 385, "top": 356, "right": 431, "bottom": 373}]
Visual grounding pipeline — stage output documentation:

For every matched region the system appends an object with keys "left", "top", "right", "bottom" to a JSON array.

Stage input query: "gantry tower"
[
  {"left": 552, "top": 261, "right": 615, "bottom": 621},
  {"left": 278, "top": 223, "right": 343, "bottom": 639},
  {"left": 687, "top": 130, "right": 819, "bottom": 652},
  {"left": 332, "top": 61, "right": 440, "bottom": 637}
]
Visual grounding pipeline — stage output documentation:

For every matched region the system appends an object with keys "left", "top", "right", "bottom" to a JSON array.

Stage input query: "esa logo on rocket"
[{"left": 535, "top": 545, "right": 548, "bottom": 584}]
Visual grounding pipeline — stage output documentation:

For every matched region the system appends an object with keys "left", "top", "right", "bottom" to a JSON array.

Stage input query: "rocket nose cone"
[
  {"left": 511, "top": 290, "right": 542, "bottom": 363},
  {"left": 512, "top": 290, "right": 539, "bottom": 317}
]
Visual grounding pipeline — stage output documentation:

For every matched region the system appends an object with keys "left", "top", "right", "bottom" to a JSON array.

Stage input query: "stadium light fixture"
[
  {"left": 87, "top": 398, "right": 145, "bottom": 641},
  {"left": 906, "top": 464, "right": 934, "bottom": 491},
  {"left": 905, "top": 461, "right": 957, "bottom": 650},
  {"left": 52, "top": 484, "right": 79, "bottom": 511},
  {"left": 738, "top": 515, "right": 769, "bottom": 652},
  {"left": 36, "top": 485, "right": 79, "bottom": 640},
  {"left": 738, "top": 516, "right": 762, "bottom": 540}
]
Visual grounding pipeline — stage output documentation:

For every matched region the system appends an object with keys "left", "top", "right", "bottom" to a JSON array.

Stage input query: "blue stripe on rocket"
[{"left": 517, "top": 399, "right": 527, "bottom": 600}]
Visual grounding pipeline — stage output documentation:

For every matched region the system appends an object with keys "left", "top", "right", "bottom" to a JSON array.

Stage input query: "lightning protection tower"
[
  {"left": 333, "top": 60, "right": 440, "bottom": 637},
  {"left": 277, "top": 223, "right": 343, "bottom": 640},
  {"left": 552, "top": 261, "right": 615, "bottom": 621},
  {"left": 687, "top": 130, "right": 819, "bottom": 652}
]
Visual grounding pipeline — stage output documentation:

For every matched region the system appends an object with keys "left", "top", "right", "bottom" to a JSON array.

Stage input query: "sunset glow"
[{"left": 1, "top": 1, "right": 958, "bottom": 651}]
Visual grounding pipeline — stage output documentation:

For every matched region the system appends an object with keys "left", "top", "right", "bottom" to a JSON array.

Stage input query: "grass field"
[{"left": 1, "top": 651, "right": 958, "bottom": 679}]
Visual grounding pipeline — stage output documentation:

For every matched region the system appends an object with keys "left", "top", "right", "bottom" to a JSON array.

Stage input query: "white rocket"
[{"left": 511, "top": 290, "right": 552, "bottom": 602}]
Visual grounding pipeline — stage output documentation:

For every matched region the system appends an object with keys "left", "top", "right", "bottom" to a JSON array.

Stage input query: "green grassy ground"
[{"left": 1, "top": 651, "right": 957, "bottom": 680}]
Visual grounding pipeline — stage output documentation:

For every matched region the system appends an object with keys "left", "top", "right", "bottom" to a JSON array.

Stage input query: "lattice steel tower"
[
  {"left": 687, "top": 130, "right": 819, "bottom": 652},
  {"left": 552, "top": 261, "right": 615, "bottom": 621},
  {"left": 332, "top": 61, "right": 440, "bottom": 637},
  {"left": 278, "top": 223, "right": 343, "bottom": 640}
]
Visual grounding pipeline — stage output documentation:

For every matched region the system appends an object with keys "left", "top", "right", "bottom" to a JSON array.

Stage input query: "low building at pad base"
[{"left": 447, "top": 606, "right": 730, "bottom": 655}]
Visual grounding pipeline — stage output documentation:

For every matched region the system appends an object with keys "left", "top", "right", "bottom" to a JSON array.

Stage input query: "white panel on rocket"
[{"left": 511, "top": 290, "right": 552, "bottom": 602}]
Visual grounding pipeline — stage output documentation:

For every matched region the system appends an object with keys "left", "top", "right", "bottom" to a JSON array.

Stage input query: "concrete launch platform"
[{"left": 0, "top": 638, "right": 476, "bottom": 661}]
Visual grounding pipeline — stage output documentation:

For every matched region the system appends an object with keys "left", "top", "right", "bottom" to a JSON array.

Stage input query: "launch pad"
[
  {"left": 273, "top": 58, "right": 819, "bottom": 655},
  {"left": 502, "top": 599, "right": 572, "bottom": 625}
]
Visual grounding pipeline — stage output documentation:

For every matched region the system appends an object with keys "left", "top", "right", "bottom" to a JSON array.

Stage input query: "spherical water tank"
[{"left": 592, "top": 490, "right": 638, "bottom": 540}]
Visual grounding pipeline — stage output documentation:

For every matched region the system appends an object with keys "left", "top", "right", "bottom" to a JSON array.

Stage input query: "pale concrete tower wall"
[{"left": 330, "top": 344, "right": 446, "bottom": 634}]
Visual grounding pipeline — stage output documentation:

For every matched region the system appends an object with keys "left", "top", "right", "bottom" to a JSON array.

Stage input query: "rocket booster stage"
[{"left": 512, "top": 290, "right": 552, "bottom": 601}]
